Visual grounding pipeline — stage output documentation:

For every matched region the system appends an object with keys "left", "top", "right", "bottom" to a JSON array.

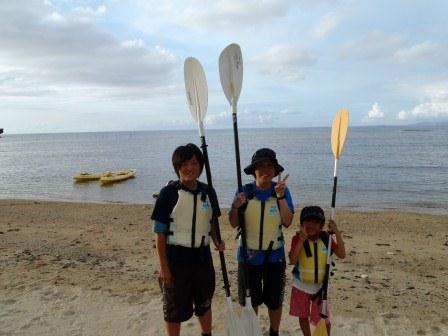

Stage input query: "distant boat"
[
  {"left": 73, "top": 171, "right": 104, "bottom": 182},
  {"left": 0, "top": 128, "right": 3, "bottom": 135},
  {"left": 100, "top": 169, "right": 136, "bottom": 185}
]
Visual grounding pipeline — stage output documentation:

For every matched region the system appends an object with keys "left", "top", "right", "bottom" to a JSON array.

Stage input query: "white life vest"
[
  {"left": 167, "top": 186, "right": 212, "bottom": 248},
  {"left": 243, "top": 185, "right": 283, "bottom": 250}
]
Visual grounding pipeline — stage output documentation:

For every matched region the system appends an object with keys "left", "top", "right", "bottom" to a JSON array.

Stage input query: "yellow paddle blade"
[
  {"left": 331, "top": 108, "right": 349, "bottom": 160},
  {"left": 313, "top": 318, "right": 328, "bottom": 336}
]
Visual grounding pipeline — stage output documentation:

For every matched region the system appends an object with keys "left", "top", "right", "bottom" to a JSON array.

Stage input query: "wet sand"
[{"left": 1, "top": 199, "right": 447, "bottom": 335}]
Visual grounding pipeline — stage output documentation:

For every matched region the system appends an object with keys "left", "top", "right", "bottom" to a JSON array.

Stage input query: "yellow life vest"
[
  {"left": 294, "top": 236, "right": 329, "bottom": 284},
  {"left": 167, "top": 186, "right": 212, "bottom": 248},
  {"left": 243, "top": 189, "right": 283, "bottom": 251}
]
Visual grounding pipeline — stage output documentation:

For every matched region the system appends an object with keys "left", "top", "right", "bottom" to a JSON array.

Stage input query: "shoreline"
[
  {"left": 1, "top": 197, "right": 446, "bottom": 216},
  {"left": 1, "top": 199, "right": 447, "bottom": 335}
]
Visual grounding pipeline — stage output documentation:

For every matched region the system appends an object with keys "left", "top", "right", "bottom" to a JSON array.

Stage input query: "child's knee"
[{"left": 299, "top": 317, "right": 309, "bottom": 326}]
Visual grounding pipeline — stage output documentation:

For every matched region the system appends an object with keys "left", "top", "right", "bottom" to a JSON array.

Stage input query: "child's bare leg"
[
  {"left": 268, "top": 306, "right": 282, "bottom": 332},
  {"left": 197, "top": 308, "right": 212, "bottom": 334},
  {"left": 299, "top": 317, "right": 311, "bottom": 336},
  {"left": 327, "top": 322, "right": 331, "bottom": 335},
  {"left": 165, "top": 322, "right": 181, "bottom": 336}
]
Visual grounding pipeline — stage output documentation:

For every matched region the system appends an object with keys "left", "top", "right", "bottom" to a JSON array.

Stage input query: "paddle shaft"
[
  {"left": 331, "top": 159, "right": 339, "bottom": 219},
  {"left": 321, "top": 158, "right": 339, "bottom": 318},
  {"left": 199, "top": 135, "right": 231, "bottom": 297},
  {"left": 232, "top": 102, "right": 243, "bottom": 192},
  {"left": 231, "top": 102, "right": 252, "bottom": 299}
]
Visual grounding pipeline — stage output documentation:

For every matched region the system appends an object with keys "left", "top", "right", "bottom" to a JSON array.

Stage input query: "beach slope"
[{"left": 1, "top": 200, "right": 447, "bottom": 335}]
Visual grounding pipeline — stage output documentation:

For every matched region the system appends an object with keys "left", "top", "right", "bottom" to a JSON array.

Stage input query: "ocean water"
[{"left": 0, "top": 126, "right": 447, "bottom": 214}]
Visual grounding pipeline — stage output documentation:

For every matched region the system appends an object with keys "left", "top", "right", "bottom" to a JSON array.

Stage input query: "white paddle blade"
[
  {"left": 219, "top": 43, "right": 243, "bottom": 106},
  {"left": 240, "top": 303, "right": 262, "bottom": 336},
  {"left": 331, "top": 108, "right": 349, "bottom": 160},
  {"left": 184, "top": 57, "right": 208, "bottom": 122},
  {"left": 225, "top": 297, "right": 247, "bottom": 336}
]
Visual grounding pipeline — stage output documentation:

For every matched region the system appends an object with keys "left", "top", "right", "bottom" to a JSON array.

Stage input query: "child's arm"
[
  {"left": 328, "top": 220, "right": 346, "bottom": 259},
  {"left": 275, "top": 176, "right": 294, "bottom": 228},
  {"left": 155, "top": 232, "right": 173, "bottom": 286},
  {"left": 210, "top": 220, "right": 226, "bottom": 251},
  {"left": 228, "top": 192, "right": 246, "bottom": 228},
  {"left": 289, "top": 227, "right": 307, "bottom": 264},
  {"left": 278, "top": 198, "right": 293, "bottom": 227}
]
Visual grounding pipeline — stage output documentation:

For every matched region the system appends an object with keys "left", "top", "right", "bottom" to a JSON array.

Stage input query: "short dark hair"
[
  {"left": 172, "top": 143, "right": 204, "bottom": 177},
  {"left": 300, "top": 206, "right": 325, "bottom": 225}
]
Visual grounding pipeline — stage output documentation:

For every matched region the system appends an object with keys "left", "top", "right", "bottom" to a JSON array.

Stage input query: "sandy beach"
[{"left": 1, "top": 199, "right": 447, "bottom": 335}]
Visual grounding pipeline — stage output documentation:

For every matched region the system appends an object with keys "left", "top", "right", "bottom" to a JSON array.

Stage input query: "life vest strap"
[
  {"left": 191, "top": 194, "right": 197, "bottom": 247},
  {"left": 258, "top": 201, "right": 265, "bottom": 250},
  {"left": 313, "top": 241, "right": 318, "bottom": 283},
  {"left": 303, "top": 240, "right": 312, "bottom": 258}
]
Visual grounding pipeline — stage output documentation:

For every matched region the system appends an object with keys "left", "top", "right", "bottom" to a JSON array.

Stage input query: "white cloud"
[
  {"left": 367, "top": 102, "right": 385, "bottom": 119},
  {"left": 122, "top": 39, "right": 145, "bottom": 48},
  {"left": 398, "top": 84, "right": 448, "bottom": 120},
  {"left": 341, "top": 31, "right": 405, "bottom": 60},
  {"left": 151, "top": 0, "right": 294, "bottom": 32},
  {"left": 394, "top": 41, "right": 438, "bottom": 63},
  {"left": 205, "top": 107, "right": 282, "bottom": 128},
  {"left": 251, "top": 44, "right": 316, "bottom": 82},
  {"left": 205, "top": 110, "right": 230, "bottom": 126},
  {"left": 398, "top": 97, "right": 448, "bottom": 120},
  {"left": 73, "top": 5, "right": 107, "bottom": 17},
  {"left": 141, "top": 0, "right": 337, "bottom": 32},
  {"left": 0, "top": 3, "right": 179, "bottom": 99},
  {"left": 48, "top": 11, "right": 66, "bottom": 23},
  {"left": 313, "top": 12, "right": 342, "bottom": 38}
]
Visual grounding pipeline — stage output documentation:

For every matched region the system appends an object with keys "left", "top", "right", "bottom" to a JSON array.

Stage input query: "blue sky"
[{"left": 1, "top": 0, "right": 447, "bottom": 133}]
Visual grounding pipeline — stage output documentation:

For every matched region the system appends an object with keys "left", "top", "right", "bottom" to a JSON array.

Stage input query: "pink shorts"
[{"left": 289, "top": 286, "right": 330, "bottom": 326}]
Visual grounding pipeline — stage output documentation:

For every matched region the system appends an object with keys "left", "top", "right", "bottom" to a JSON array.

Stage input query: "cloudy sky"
[{"left": 1, "top": 0, "right": 447, "bottom": 133}]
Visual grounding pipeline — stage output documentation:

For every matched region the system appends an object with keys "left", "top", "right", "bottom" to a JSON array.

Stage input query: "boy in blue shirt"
[{"left": 229, "top": 148, "right": 294, "bottom": 336}]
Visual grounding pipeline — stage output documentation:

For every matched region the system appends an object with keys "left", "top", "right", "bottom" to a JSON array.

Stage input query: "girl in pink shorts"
[{"left": 288, "top": 206, "right": 346, "bottom": 336}]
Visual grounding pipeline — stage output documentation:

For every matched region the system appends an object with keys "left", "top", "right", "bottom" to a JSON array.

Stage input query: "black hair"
[
  {"left": 300, "top": 206, "right": 325, "bottom": 225},
  {"left": 171, "top": 143, "right": 204, "bottom": 177}
]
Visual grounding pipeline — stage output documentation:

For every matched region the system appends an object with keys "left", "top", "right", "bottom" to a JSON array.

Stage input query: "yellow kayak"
[
  {"left": 73, "top": 172, "right": 103, "bottom": 182},
  {"left": 100, "top": 169, "right": 136, "bottom": 184}
]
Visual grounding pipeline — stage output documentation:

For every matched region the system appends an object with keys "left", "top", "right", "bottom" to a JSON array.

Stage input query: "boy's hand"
[
  {"left": 214, "top": 241, "right": 225, "bottom": 252},
  {"left": 328, "top": 219, "right": 339, "bottom": 234},
  {"left": 275, "top": 173, "right": 289, "bottom": 198},
  {"left": 232, "top": 192, "right": 246, "bottom": 209},
  {"left": 297, "top": 226, "right": 308, "bottom": 242},
  {"left": 159, "top": 266, "right": 173, "bottom": 288}
]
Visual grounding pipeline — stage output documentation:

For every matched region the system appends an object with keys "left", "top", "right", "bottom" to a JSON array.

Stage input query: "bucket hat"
[{"left": 243, "top": 148, "right": 284, "bottom": 176}]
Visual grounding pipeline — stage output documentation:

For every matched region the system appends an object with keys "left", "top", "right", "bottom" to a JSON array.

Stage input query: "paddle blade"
[
  {"left": 219, "top": 43, "right": 243, "bottom": 106},
  {"left": 184, "top": 57, "right": 208, "bottom": 122},
  {"left": 224, "top": 297, "right": 247, "bottom": 336},
  {"left": 313, "top": 319, "right": 329, "bottom": 336},
  {"left": 331, "top": 108, "right": 349, "bottom": 160},
  {"left": 240, "top": 303, "right": 262, "bottom": 336}
]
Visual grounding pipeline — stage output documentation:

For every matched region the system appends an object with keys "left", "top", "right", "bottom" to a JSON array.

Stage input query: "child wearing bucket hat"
[
  {"left": 289, "top": 206, "right": 346, "bottom": 336},
  {"left": 229, "top": 148, "right": 294, "bottom": 336}
]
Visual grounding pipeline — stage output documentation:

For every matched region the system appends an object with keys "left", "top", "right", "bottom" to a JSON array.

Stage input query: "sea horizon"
[{"left": 1, "top": 126, "right": 447, "bottom": 215}]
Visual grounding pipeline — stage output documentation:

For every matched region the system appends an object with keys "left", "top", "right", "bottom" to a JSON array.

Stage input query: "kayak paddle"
[
  {"left": 219, "top": 43, "right": 262, "bottom": 336},
  {"left": 313, "top": 108, "right": 349, "bottom": 336},
  {"left": 184, "top": 57, "right": 246, "bottom": 336}
]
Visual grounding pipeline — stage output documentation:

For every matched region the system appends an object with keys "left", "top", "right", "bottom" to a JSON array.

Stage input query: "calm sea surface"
[{"left": 0, "top": 126, "right": 447, "bottom": 214}]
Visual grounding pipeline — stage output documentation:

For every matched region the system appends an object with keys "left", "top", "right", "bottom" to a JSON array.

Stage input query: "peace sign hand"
[{"left": 274, "top": 173, "right": 289, "bottom": 199}]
